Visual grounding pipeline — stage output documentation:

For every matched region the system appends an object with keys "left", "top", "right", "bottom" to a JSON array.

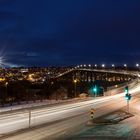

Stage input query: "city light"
[
  {"left": 0, "top": 77, "right": 5, "bottom": 82},
  {"left": 5, "top": 82, "right": 8, "bottom": 86},
  {"left": 124, "top": 64, "right": 127, "bottom": 67},
  {"left": 73, "top": 79, "right": 78, "bottom": 98},
  {"left": 112, "top": 64, "right": 115, "bottom": 67},
  {"left": 102, "top": 64, "right": 105, "bottom": 68},
  {"left": 74, "top": 79, "right": 77, "bottom": 83},
  {"left": 28, "top": 74, "right": 35, "bottom": 82},
  {"left": 136, "top": 63, "right": 139, "bottom": 67}
]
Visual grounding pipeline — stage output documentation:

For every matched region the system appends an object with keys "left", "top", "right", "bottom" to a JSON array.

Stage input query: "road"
[
  {"left": 68, "top": 94, "right": 140, "bottom": 140},
  {"left": 0, "top": 83, "right": 140, "bottom": 140},
  {"left": 0, "top": 98, "right": 87, "bottom": 113}
]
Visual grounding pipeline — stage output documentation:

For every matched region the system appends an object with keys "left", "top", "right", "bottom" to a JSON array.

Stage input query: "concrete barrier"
[{"left": 104, "top": 78, "right": 139, "bottom": 96}]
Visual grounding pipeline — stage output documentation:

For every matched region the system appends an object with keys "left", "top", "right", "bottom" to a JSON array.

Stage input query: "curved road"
[{"left": 0, "top": 83, "right": 140, "bottom": 140}]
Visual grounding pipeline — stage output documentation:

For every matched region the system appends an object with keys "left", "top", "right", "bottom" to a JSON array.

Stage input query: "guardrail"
[{"left": 104, "top": 78, "right": 139, "bottom": 96}]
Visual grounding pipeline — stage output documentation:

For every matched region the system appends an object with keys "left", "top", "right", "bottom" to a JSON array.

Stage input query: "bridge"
[
  {"left": 52, "top": 67, "right": 139, "bottom": 94},
  {"left": 52, "top": 68, "right": 137, "bottom": 81}
]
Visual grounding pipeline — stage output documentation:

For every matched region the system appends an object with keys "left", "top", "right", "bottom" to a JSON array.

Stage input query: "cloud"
[
  {"left": 0, "top": 0, "right": 140, "bottom": 66},
  {"left": 26, "top": 52, "right": 40, "bottom": 57}
]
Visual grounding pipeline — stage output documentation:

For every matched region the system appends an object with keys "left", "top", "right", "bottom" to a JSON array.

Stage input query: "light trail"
[{"left": 0, "top": 83, "right": 140, "bottom": 135}]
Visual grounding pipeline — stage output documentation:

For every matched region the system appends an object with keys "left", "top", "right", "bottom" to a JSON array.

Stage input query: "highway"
[{"left": 0, "top": 83, "right": 140, "bottom": 140}]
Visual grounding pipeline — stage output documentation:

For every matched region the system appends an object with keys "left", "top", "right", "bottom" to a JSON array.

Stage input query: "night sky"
[{"left": 0, "top": 0, "right": 140, "bottom": 67}]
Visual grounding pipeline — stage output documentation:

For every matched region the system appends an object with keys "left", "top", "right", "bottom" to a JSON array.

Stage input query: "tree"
[{"left": 50, "top": 87, "right": 68, "bottom": 100}]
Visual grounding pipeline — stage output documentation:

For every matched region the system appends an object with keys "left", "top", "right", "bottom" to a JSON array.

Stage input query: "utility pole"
[
  {"left": 29, "top": 109, "right": 31, "bottom": 128},
  {"left": 74, "top": 79, "right": 77, "bottom": 98},
  {"left": 127, "top": 100, "right": 129, "bottom": 113}
]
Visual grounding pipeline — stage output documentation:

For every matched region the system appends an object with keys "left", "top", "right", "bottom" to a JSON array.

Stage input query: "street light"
[
  {"left": 84, "top": 64, "right": 86, "bottom": 67},
  {"left": 112, "top": 64, "right": 115, "bottom": 67},
  {"left": 112, "top": 64, "right": 115, "bottom": 70},
  {"left": 102, "top": 64, "right": 105, "bottom": 69},
  {"left": 136, "top": 63, "right": 140, "bottom": 74},
  {"left": 124, "top": 64, "right": 127, "bottom": 66},
  {"left": 136, "top": 63, "right": 139, "bottom": 67},
  {"left": 74, "top": 79, "right": 77, "bottom": 98},
  {"left": 124, "top": 64, "right": 127, "bottom": 70},
  {"left": 95, "top": 64, "right": 97, "bottom": 69},
  {"left": 136, "top": 63, "right": 139, "bottom": 70},
  {"left": 5, "top": 82, "right": 8, "bottom": 104},
  {"left": 88, "top": 64, "right": 91, "bottom": 67}
]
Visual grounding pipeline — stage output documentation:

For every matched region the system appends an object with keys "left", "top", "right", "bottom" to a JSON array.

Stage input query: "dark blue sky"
[{"left": 0, "top": 0, "right": 140, "bottom": 66}]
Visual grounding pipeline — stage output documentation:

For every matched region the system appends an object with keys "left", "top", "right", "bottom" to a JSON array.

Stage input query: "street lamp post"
[
  {"left": 136, "top": 63, "right": 139, "bottom": 71},
  {"left": 88, "top": 64, "right": 91, "bottom": 68},
  {"left": 101, "top": 64, "right": 105, "bottom": 69},
  {"left": 74, "top": 79, "right": 77, "bottom": 98},
  {"left": 29, "top": 109, "right": 31, "bottom": 128},
  {"left": 124, "top": 64, "right": 127, "bottom": 70},
  {"left": 5, "top": 82, "right": 8, "bottom": 104},
  {"left": 95, "top": 64, "right": 97, "bottom": 69},
  {"left": 112, "top": 64, "right": 115, "bottom": 70}
]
